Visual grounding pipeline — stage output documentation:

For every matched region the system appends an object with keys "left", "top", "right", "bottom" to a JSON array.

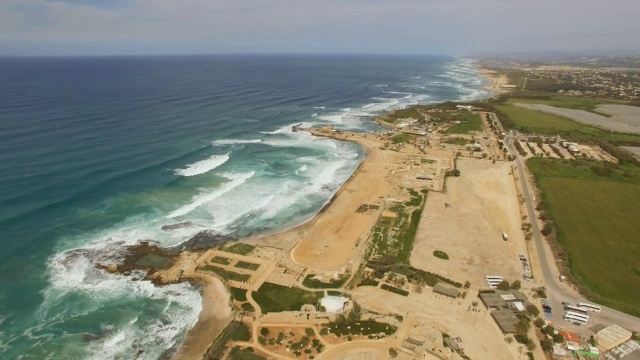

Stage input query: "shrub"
[
  {"left": 260, "top": 327, "right": 269, "bottom": 337},
  {"left": 433, "top": 250, "right": 449, "bottom": 260},
  {"left": 497, "top": 280, "right": 511, "bottom": 291}
]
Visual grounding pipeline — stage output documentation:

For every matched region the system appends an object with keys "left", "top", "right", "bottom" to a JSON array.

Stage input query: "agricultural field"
[
  {"left": 528, "top": 158, "right": 640, "bottom": 316},
  {"left": 504, "top": 95, "right": 619, "bottom": 115},
  {"left": 494, "top": 101, "right": 640, "bottom": 145}
]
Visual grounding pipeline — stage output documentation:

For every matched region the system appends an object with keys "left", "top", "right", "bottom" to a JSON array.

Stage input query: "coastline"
[
  {"left": 478, "top": 66, "right": 507, "bottom": 94},
  {"left": 172, "top": 275, "right": 233, "bottom": 360},
  {"left": 168, "top": 66, "right": 495, "bottom": 358}
]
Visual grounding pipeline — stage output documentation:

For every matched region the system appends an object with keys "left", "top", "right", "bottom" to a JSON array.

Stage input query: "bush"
[
  {"left": 527, "top": 304, "right": 540, "bottom": 317},
  {"left": 389, "top": 348, "right": 398, "bottom": 358},
  {"left": 533, "top": 317, "right": 546, "bottom": 328},
  {"left": 510, "top": 280, "right": 521, "bottom": 290},
  {"left": 433, "top": 250, "right": 449, "bottom": 260},
  {"left": 305, "top": 328, "right": 314, "bottom": 336},
  {"left": 497, "top": 280, "right": 511, "bottom": 291},
  {"left": 260, "top": 327, "right": 269, "bottom": 337},
  {"left": 541, "top": 338, "right": 554, "bottom": 353},
  {"left": 381, "top": 284, "right": 409, "bottom": 296},
  {"left": 553, "top": 333, "right": 565, "bottom": 343}
]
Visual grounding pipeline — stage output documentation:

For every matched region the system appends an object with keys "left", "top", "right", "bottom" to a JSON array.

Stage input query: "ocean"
[{"left": 0, "top": 54, "right": 490, "bottom": 359}]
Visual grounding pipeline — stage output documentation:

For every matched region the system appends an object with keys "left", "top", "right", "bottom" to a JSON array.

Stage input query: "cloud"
[{"left": 1, "top": 0, "right": 639, "bottom": 55}]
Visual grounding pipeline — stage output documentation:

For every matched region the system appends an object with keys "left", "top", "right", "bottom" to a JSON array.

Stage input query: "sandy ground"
[
  {"left": 514, "top": 103, "right": 640, "bottom": 134},
  {"left": 172, "top": 275, "right": 234, "bottom": 360},
  {"left": 351, "top": 286, "right": 524, "bottom": 360},
  {"left": 410, "top": 159, "right": 527, "bottom": 286},
  {"left": 479, "top": 69, "right": 508, "bottom": 93}
]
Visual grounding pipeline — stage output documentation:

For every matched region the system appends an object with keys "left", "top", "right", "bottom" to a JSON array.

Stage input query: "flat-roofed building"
[
  {"left": 491, "top": 309, "right": 519, "bottom": 333},
  {"left": 595, "top": 324, "right": 632, "bottom": 351},
  {"left": 433, "top": 284, "right": 459, "bottom": 298}
]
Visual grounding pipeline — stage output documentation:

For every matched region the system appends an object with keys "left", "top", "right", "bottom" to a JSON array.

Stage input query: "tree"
[
  {"left": 497, "top": 280, "right": 511, "bottom": 291},
  {"left": 553, "top": 333, "right": 565, "bottom": 343},
  {"left": 388, "top": 348, "right": 398, "bottom": 358},
  {"left": 533, "top": 317, "right": 546, "bottom": 328},
  {"left": 542, "top": 325, "right": 555, "bottom": 336},
  {"left": 526, "top": 304, "right": 540, "bottom": 317},
  {"left": 541, "top": 338, "right": 554, "bottom": 353},
  {"left": 526, "top": 338, "right": 537, "bottom": 351},
  {"left": 510, "top": 280, "right": 521, "bottom": 290},
  {"left": 515, "top": 318, "right": 531, "bottom": 335},
  {"left": 464, "top": 281, "right": 471, "bottom": 289}
]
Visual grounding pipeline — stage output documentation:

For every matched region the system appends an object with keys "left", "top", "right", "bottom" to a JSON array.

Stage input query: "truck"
[{"left": 502, "top": 232, "right": 508, "bottom": 241}]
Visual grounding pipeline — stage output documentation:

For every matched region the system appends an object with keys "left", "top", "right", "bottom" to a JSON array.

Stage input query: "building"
[
  {"left": 433, "top": 284, "right": 459, "bottom": 298},
  {"left": 479, "top": 290, "right": 531, "bottom": 311},
  {"left": 491, "top": 310, "right": 520, "bottom": 333},
  {"left": 595, "top": 324, "right": 632, "bottom": 351}
]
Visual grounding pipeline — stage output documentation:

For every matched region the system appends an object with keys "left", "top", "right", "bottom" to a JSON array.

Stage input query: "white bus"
[
  {"left": 564, "top": 311, "right": 589, "bottom": 325},
  {"left": 577, "top": 302, "right": 601, "bottom": 313},
  {"left": 564, "top": 305, "right": 588, "bottom": 315}
]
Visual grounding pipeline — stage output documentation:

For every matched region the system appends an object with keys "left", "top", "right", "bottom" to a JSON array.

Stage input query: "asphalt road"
[{"left": 506, "top": 132, "right": 640, "bottom": 334}]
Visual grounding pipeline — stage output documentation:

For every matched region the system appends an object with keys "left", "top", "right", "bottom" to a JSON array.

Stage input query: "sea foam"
[
  {"left": 167, "top": 171, "right": 255, "bottom": 218},
  {"left": 174, "top": 153, "right": 230, "bottom": 176}
]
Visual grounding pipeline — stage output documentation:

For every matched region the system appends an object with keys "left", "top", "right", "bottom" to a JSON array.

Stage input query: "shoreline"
[
  {"left": 171, "top": 274, "right": 233, "bottom": 360},
  {"left": 477, "top": 66, "right": 507, "bottom": 94},
  {"left": 168, "top": 66, "right": 496, "bottom": 358}
]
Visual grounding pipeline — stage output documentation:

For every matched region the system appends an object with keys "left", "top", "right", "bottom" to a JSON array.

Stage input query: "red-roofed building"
[{"left": 559, "top": 330, "right": 581, "bottom": 349}]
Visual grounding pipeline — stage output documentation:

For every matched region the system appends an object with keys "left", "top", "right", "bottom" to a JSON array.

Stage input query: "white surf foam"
[
  {"left": 174, "top": 153, "right": 230, "bottom": 177},
  {"left": 313, "top": 106, "right": 325, "bottom": 109},
  {"left": 44, "top": 240, "right": 203, "bottom": 360},
  {"left": 212, "top": 139, "right": 262, "bottom": 146},
  {"left": 311, "top": 113, "right": 318, "bottom": 117},
  {"left": 167, "top": 171, "right": 255, "bottom": 218}
]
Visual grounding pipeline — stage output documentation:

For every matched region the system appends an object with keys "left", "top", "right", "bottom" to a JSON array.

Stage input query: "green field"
[
  {"left": 528, "top": 158, "right": 640, "bottom": 316},
  {"left": 201, "top": 265, "right": 251, "bottom": 282},
  {"left": 252, "top": 282, "right": 323, "bottom": 313},
  {"left": 223, "top": 243, "right": 256, "bottom": 255},
  {"left": 505, "top": 95, "right": 620, "bottom": 115},
  {"left": 495, "top": 104, "right": 640, "bottom": 145},
  {"left": 444, "top": 112, "right": 483, "bottom": 134}
]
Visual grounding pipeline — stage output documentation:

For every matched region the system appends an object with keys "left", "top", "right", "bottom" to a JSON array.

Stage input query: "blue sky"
[{"left": 1, "top": 0, "right": 639, "bottom": 56}]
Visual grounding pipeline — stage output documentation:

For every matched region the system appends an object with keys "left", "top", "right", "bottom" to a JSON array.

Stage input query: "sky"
[{"left": 1, "top": 0, "right": 639, "bottom": 56}]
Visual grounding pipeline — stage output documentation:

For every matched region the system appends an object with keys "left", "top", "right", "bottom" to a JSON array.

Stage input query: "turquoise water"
[{"left": 0, "top": 55, "right": 489, "bottom": 359}]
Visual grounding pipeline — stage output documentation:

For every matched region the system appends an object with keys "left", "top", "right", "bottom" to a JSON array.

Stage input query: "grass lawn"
[
  {"left": 495, "top": 104, "right": 640, "bottom": 145},
  {"left": 383, "top": 107, "right": 424, "bottom": 123},
  {"left": 444, "top": 112, "right": 483, "bottom": 134},
  {"left": 211, "top": 256, "right": 232, "bottom": 265},
  {"left": 252, "top": 283, "right": 323, "bottom": 313},
  {"left": 528, "top": 158, "right": 640, "bottom": 316},
  {"left": 223, "top": 243, "right": 256, "bottom": 255},
  {"left": 201, "top": 265, "right": 251, "bottom": 282},
  {"left": 390, "top": 133, "right": 415, "bottom": 144},
  {"left": 234, "top": 261, "right": 260, "bottom": 270},
  {"left": 302, "top": 274, "right": 349, "bottom": 289},
  {"left": 229, "top": 347, "right": 266, "bottom": 360},
  {"left": 230, "top": 322, "right": 252, "bottom": 341},
  {"left": 230, "top": 287, "right": 247, "bottom": 302}
]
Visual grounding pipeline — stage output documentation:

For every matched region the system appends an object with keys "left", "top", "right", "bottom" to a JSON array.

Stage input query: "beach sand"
[
  {"left": 479, "top": 68, "right": 507, "bottom": 93},
  {"left": 171, "top": 275, "right": 233, "bottom": 360}
]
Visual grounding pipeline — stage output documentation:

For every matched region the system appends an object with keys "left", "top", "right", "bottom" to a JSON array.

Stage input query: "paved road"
[{"left": 506, "top": 131, "right": 640, "bottom": 333}]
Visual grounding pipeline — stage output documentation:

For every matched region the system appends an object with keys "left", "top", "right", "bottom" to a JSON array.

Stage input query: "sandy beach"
[
  {"left": 479, "top": 67, "right": 508, "bottom": 93},
  {"left": 172, "top": 275, "right": 234, "bottom": 360}
]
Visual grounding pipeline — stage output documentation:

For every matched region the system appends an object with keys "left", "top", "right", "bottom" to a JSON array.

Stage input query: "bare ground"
[{"left": 410, "top": 159, "right": 528, "bottom": 286}]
